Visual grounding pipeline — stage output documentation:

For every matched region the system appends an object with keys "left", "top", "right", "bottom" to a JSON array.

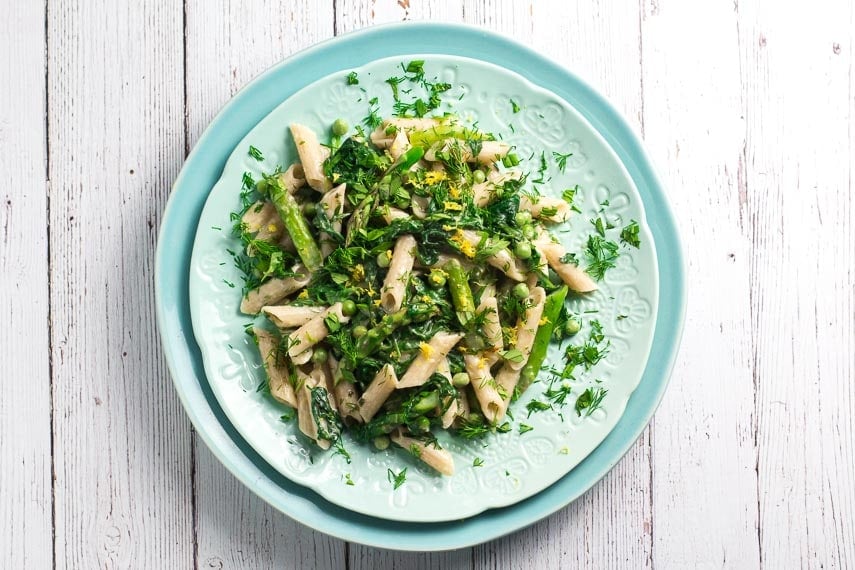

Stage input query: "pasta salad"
[{"left": 228, "top": 61, "right": 640, "bottom": 479}]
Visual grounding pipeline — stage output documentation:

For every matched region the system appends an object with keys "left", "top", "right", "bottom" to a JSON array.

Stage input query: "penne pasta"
[
  {"left": 289, "top": 123, "right": 332, "bottom": 192},
  {"left": 477, "top": 296, "right": 504, "bottom": 354},
  {"left": 398, "top": 332, "right": 464, "bottom": 388},
  {"left": 295, "top": 368, "right": 331, "bottom": 450},
  {"left": 494, "top": 363, "right": 521, "bottom": 420},
  {"left": 464, "top": 354, "right": 504, "bottom": 424},
  {"left": 381, "top": 205, "right": 410, "bottom": 224},
  {"left": 288, "top": 302, "right": 351, "bottom": 360},
  {"left": 519, "top": 195, "right": 571, "bottom": 223},
  {"left": 391, "top": 429, "right": 455, "bottom": 476},
  {"left": 457, "top": 229, "right": 526, "bottom": 281},
  {"left": 254, "top": 328, "right": 297, "bottom": 408},
  {"left": 358, "top": 364, "right": 399, "bottom": 422},
  {"left": 328, "top": 355, "right": 362, "bottom": 422},
  {"left": 509, "top": 286, "right": 546, "bottom": 371},
  {"left": 262, "top": 305, "right": 325, "bottom": 328},
  {"left": 536, "top": 239, "right": 598, "bottom": 293},
  {"left": 388, "top": 129, "right": 410, "bottom": 160},
  {"left": 277, "top": 163, "right": 306, "bottom": 194},
  {"left": 319, "top": 183, "right": 346, "bottom": 257},
  {"left": 240, "top": 265, "right": 311, "bottom": 314},
  {"left": 473, "top": 169, "right": 522, "bottom": 207},
  {"left": 380, "top": 234, "right": 417, "bottom": 313}
]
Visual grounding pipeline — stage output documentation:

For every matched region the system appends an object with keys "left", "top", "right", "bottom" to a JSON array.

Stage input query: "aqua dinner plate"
[
  {"left": 157, "top": 22, "right": 685, "bottom": 550},
  {"left": 189, "top": 55, "right": 658, "bottom": 522}
]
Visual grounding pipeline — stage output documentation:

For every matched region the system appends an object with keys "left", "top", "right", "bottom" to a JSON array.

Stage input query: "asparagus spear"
[
  {"left": 517, "top": 285, "right": 568, "bottom": 394},
  {"left": 268, "top": 178, "right": 323, "bottom": 272},
  {"left": 443, "top": 259, "right": 475, "bottom": 325}
]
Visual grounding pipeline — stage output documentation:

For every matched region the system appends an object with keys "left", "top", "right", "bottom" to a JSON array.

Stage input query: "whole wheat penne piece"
[
  {"left": 381, "top": 235, "right": 417, "bottom": 313},
  {"left": 537, "top": 239, "right": 597, "bottom": 293},
  {"left": 477, "top": 296, "right": 503, "bottom": 353},
  {"left": 262, "top": 305, "right": 325, "bottom": 328},
  {"left": 464, "top": 354, "right": 504, "bottom": 424},
  {"left": 473, "top": 169, "right": 522, "bottom": 207},
  {"left": 398, "top": 332, "right": 464, "bottom": 389},
  {"left": 288, "top": 302, "right": 350, "bottom": 359},
  {"left": 240, "top": 265, "right": 311, "bottom": 314},
  {"left": 381, "top": 205, "right": 410, "bottom": 225},
  {"left": 319, "top": 183, "right": 346, "bottom": 257},
  {"left": 277, "top": 163, "right": 306, "bottom": 194},
  {"left": 388, "top": 130, "right": 411, "bottom": 161},
  {"left": 254, "top": 328, "right": 297, "bottom": 408},
  {"left": 436, "top": 358, "right": 460, "bottom": 429},
  {"left": 391, "top": 429, "right": 455, "bottom": 476},
  {"left": 519, "top": 195, "right": 571, "bottom": 223},
  {"left": 494, "top": 363, "right": 521, "bottom": 420},
  {"left": 509, "top": 287, "right": 546, "bottom": 371},
  {"left": 329, "top": 355, "right": 362, "bottom": 422},
  {"left": 295, "top": 368, "right": 331, "bottom": 450},
  {"left": 290, "top": 123, "right": 332, "bottom": 192},
  {"left": 457, "top": 229, "right": 526, "bottom": 281},
  {"left": 358, "top": 364, "right": 399, "bottom": 422}
]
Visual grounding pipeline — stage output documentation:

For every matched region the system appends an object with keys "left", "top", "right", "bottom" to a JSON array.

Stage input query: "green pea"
[
  {"left": 373, "top": 435, "right": 390, "bottom": 451},
  {"left": 255, "top": 178, "right": 269, "bottom": 195},
  {"left": 311, "top": 347, "right": 328, "bottom": 364},
  {"left": 340, "top": 299, "right": 356, "bottom": 317},
  {"left": 352, "top": 324, "right": 368, "bottom": 338},
  {"left": 514, "top": 241, "right": 532, "bottom": 260},
  {"left": 565, "top": 317, "right": 582, "bottom": 336},
  {"left": 513, "top": 282, "right": 530, "bottom": 300},
  {"left": 515, "top": 211, "right": 532, "bottom": 226},
  {"left": 521, "top": 224, "right": 536, "bottom": 240},
  {"left": 472, "top": 169, "right": 486, "bottom": 184},
  {"left": 377, "top": 251, "right": 392, "bottom": 268},
  {"left": 332, "top": 118, "right": 349, "bottom": 137},
  {"left": 452, "top": 372, "right": 470, "bottom": 387},
  {"left": 302, "top": 201, "right": 317, "bottom": 218}
]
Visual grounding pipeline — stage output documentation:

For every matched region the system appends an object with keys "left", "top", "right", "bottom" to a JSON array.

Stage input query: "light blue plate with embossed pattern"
[
  {"left": 157, "top": 22, "right": 684, "bottom": 549},
  {"left": 188, "top": 55, "right": 658, "bottom": 522}
]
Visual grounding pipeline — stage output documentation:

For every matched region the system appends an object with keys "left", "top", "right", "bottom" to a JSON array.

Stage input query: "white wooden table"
[{"left": 2, "top": 0, "right": 853, "bottom": 568}]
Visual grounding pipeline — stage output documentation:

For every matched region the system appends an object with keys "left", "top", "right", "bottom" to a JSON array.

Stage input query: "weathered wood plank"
[
  {"left": 739, "top": 0, "right": 855, "bottom": 566},
  {"left": 46, "top": 0, "right": 194, "bottom": 567},
  {"left": 184, "top": 2, "right": 347, "bottom": 568},
  {"left": 333, "top": 0, "right": 465, "bottom": 34},
  {"left": 640, "top": 0, "right": 761, "bottom": 567},
  {"left": 0, "top": 2, "right": 52, "bottom": 569}
]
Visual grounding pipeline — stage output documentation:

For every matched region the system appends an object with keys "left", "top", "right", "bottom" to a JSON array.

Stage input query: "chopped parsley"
[
  {"left": 511, "top": 99, "right": 521, "bottom": 113},
  {"left": 473, "top": 457, "right": 484, "bottom": 467},
  {"left": 519, "top": 423, "right": 534, "bottom": 434},
  {"left": 346, "top": 71, "right": 359, "bottom": 85},
  {"left": 344, "top": 473, "right": 355, "bottom": 486}
]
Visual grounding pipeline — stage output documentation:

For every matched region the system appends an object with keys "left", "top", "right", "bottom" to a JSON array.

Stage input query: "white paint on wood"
[
  {"left": 0, "top": 2, "right": 52, "bottom": 569},
  {"left": 184, "top": 2, "right": 348, "bottom": 568},
  {"left": 738, "top": 0, "right": 855, "bottom": 567},
  {"left": 1, "top": 1, "right": 853, "bottom": 568},
  {"left": 46, "top": 0, "right": 193, "bottom": 567},
  {"left": 641, "top": 0, "right": 762, "bottom": 567}
]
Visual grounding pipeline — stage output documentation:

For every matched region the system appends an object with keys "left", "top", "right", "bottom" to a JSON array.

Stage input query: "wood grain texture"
[
  {"left": 46, "top": 0, "right": 193, "bottom": 567},
  {"left": 184, "top": 2, "right": 347, "bottom": 568},
  {"left": 1, "top": 0, "right": 853, "bottom": 568},
  {"left": 738, "top": 0, "right": 855, "bottom": 567},
  {"left": 0, "top": 2, "right": 52, "bottom": 569},
  {"left": 640, "top": 0, "right": 762, "bottom": 567}
]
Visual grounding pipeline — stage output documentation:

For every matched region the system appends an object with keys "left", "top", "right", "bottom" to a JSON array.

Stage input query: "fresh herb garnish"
[
  {"left": 473, "top": 457, "right": 484, "bottom": 467},
  {"left": 387, "top": 467, "right": 408, "bottom": 490},
  {"left": 620, "top": 220, "right": 641, "bottom": 248},
  {"left": 248, "top": 145, "right": 264, "bottom": 161},
  {"left": 552, "top": 151, "right": 573, "bottom": 173},
  {"left": 519, "top": 423, "right": 534, "bottom": 434},
  {"left": 584, "top": 235, "right": 619, "bottom": 280},
  {"left": 575, "top": 387, "right": 608, "bottom": 417},
  {"left": 511, "top": 99, "right": 521, "bottom": 113},
  {"left": 346, "top": 71, "right": 359, "bottom": 85}
]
